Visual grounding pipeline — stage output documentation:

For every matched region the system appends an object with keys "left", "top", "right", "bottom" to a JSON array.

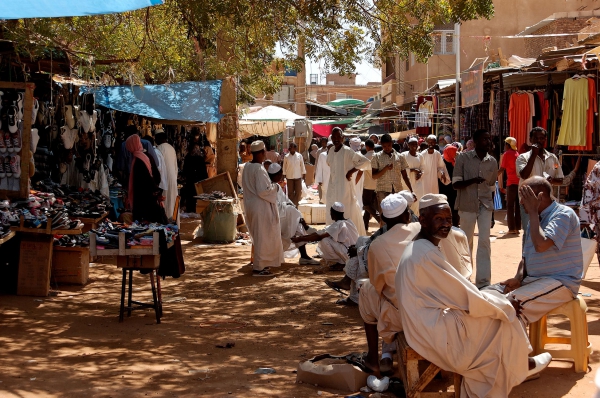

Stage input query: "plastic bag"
[{"left": 494, "top": 182, "right": 503, "bottom": 210}]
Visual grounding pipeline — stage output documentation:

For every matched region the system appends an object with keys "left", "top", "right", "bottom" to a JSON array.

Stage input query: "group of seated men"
[{"left": 274, "top": 170, "right": 583, "bottom": 397}]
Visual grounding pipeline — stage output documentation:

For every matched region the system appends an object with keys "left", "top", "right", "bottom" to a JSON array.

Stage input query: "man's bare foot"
[
  {"left": 326, "top": 275, "right": 351, "bottom": 291},
  {"left": 363, "top": 353, "right": 380, "bottom": 373}
]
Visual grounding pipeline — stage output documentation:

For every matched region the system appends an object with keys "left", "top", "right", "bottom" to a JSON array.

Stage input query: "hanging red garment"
[
  {"left": 508, "top": 93, "right": 531, "bottom": 150},
  {"left": 569, "top": 78, "right": 596, "bottom": 151},
  {"left": 535, "top": 91, "right": 549, "bottom": 130}
]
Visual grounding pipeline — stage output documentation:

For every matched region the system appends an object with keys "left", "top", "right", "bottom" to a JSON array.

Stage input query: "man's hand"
[
  {"left": 385, "top": 164, "right": 393, "bottom": 171},
  {"left": 473, "top": 177, "right": 486, "bottom": 184},
  {"left": 411, "top": 192, "right": 417, "bottom": 202},
  {"left": 519, "top": 184, "right": 542, "bottom": 215},
  {"left": 348, "top": 245, "right": 358, "bottom": 258},
  {"left": 507, "top": 294, "right": 522, "bottom": 316},
  {"left": 500, "top": 188, "right": 506, "bottom": 194},
  {"left": 500, "top": 278, "right": 521, "bottom": 294},
  {"left": 530, "top": 143, "right": 541, "bottom": 156},
  {"left": 416, "top": 170, "right": 423, "bottom": 180}
]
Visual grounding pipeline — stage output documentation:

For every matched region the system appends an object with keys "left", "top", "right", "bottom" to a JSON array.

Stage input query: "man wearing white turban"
[
  {"left": 396, "top": 193, "right": 552, "bottom": 397},
  {"left": 325, "top": 128, "right": 370, "bottom": 235},
  {"left": 419, "top": 135, "right": 449, "bottom": 196},
  {"left": 242, "top": 141, "right": 284, "bottom": 276}
]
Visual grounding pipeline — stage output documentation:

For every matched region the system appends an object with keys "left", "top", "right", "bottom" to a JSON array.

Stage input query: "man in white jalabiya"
[
  {"left": 155, "top": 131, "right": 179, "bottom": 225},
  {"left": 292, "top": 202, "right": 359, "bottom": 269},
  {"left": 325, "top": 128, "right": 370, "bottom": 235},
  {"left": 400, "top": 137, "right": 424, "bottom": 214},
  {"left": 267, "top": 162, "right": 320, "bottom": 266},
  {"left": 349, "top": 137, "right": 365, "bottom": 209},
  {"left": 397, "top": 194, "right": 552, "bottom": 397},
  {"left": 419, "top": 134, "right": 449, "bottom": 195},
  {"left": 242, "top": 141, "right": 284, "bottom": 276},
  {"left": 315, "top": 140, "right": 333, "bottom": 204}
]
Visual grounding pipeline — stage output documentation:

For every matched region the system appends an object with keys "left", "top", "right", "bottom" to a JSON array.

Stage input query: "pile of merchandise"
[
  {"left": 195, "top": 191, "right": 230, "bottom": 201},
  {"left": 54, "top": 233, "right": 90, "bottom": 247},
  {"left": 33, "top": 181, "right": 112, "bottom": 218},
  {"left": 92, "top": 220, "right": 178, "bottom": 249}
]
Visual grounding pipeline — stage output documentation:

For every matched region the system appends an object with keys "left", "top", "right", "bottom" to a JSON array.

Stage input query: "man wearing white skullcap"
[
  {"left": 396, "top": 192, "right": 549, "bottom": 396},
  {"left": 267, "top": 164, "right": 320, "bottom": 265},
  {"left": 400, "top": 137, "right": 425, "bottom": 214},
  {"left": 419, "top": 134, "right": 449, "bottom": 197},
  {"left": 325, "top": 127, "right": 370, "bottom": 235},
  {"left": 242, "top": 140, "right": 284, "bottom": 275},
  {"left": 315, "top": 140, "right": 334, "bottom": 204},
  {"left": 354, "top": 192, "right": 421, "bottom": 373},
  {"left": 292, "top": 201, "right": 359, "bottom": 267}
]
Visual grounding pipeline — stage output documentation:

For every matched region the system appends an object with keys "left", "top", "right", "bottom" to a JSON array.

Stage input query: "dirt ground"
[{"left": 1, "top": 210, "right": 600, "bottom": 398}]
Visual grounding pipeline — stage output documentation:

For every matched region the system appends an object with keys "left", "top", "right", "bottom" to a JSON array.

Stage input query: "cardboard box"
[
  {"left": 116, "top": 254, "right": 160, "bottom": 269},
  {"left": 296, "top": 359, "right": 368, "bottom": 392},
  {"left": 17, "top": 235, "right": 53, "bottom": 296},
  {"left": 310, "top": 204, "right": 327, "bottom": 224},
  {"left": 52, "top": 246, "right": 90, "bottom": 285}
]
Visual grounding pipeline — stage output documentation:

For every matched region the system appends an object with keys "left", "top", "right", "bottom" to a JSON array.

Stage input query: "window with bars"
[{"left": 433, "top": 30, "right": 455, "bottom": 55}]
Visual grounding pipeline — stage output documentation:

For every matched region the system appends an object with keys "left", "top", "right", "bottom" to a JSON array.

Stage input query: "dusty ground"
[{"left": 1, "top": 210, "right": 600, "bottom": 398}]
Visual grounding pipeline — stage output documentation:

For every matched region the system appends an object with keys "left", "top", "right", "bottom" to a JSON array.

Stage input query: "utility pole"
[{"left": 454, "top": 23, "right": 461, "bottom": 142}]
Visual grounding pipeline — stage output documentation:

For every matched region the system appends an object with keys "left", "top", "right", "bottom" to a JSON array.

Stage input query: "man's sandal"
[{"left": 252, "top": 269, "right": 274, "bottom": 277}]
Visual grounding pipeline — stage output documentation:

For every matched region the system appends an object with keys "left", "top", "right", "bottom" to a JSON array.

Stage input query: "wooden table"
[{"left": 79, "top": 212, "right": 109, "bottom": 233}]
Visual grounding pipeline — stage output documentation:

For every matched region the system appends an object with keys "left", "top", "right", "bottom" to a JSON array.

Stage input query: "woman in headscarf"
[
  {"left": 438, "top": 143, "right": 460, "bottom": 226},
  {"left": 126, "top": 134, "right": 168, "bottom": 223}
]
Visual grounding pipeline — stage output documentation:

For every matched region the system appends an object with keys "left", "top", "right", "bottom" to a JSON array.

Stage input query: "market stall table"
[{"left": 90, "top": 231, "right": 175, "bottom": 324}]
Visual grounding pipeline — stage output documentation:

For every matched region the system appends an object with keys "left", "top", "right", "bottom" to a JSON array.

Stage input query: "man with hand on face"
[
  {"left": 485, "top": 176, "right": 582, "bottom": 326},
  {"left": 324, "top": 128, "right": 370, "bottom": 235},
  {"left": 397, "top": 194, "right": 552, "bottom": 398},
  {"left": 283, "top": 142, "right": 306, "bottom": 206},
  {"left": 453, "top": 129, "right": 498, "bottom": 289}
]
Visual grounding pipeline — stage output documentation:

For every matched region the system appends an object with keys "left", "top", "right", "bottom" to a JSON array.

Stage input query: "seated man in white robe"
[
  {"left": 292, "top": 202, "right": 358, "bottom": 269},
  {"left": 324, "top": 190, "right": 416, "bottom": 308},
  {"left": 267, "top": 162, "right": 319, "bottom": 265},
  {"left": 397, "top": 194, "right": 552, "bottom": 398},
  {"left": 357, "top": 193, "right": 420, "bottom": 374}
]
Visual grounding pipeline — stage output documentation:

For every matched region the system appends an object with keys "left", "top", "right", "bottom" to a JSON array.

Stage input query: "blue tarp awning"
[
  {"left": 0, "top": 0, "right": 163, "bottom": 19},
  {"left": 82, "top": 81, "right": 224, "bottom": 124}
]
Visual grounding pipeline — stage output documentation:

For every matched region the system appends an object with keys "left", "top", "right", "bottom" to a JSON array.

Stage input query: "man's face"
[
  {"left": 331, "top": 130, "right": 343, "bottom": 147},
  {"left": 475, "top": 132, "right": 491, "bottom": 152},
  {"left": 321, "top": 139, "right": 328, "bottom": 148},
  {"left": 382, "top": 141, "right": 393, "bottom": 154},
  {"left": 531, "top": 131, "right": 547, "bottom": 148},
  {"left": 427, "top": 138, "right": 437, "bottom": 149},
  {"left": 408, "top": 142, "right": 418, "bottom": 153},
  {"left": 289, "top": 144, "right": 296, "bottom": 154},
  {"left": 420, "top": 205, "right": 452, "bottom": 239}
]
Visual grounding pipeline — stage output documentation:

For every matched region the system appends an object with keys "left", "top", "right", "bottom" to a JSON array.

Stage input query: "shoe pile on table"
[
  {"left": 195, "top": 191, "right": 231, "bottom": 201},
  {"left": 0, "top": 196, "right": 86, "bottom": 231},
  {"left": 92, "top": 220, "right": 179, "bottom": 249},
  {"left": 33, "top": 181, "right": 112, "bottom": 219},
  {"left": 54, "top": 233, "right": 90, "bottom": 247}
]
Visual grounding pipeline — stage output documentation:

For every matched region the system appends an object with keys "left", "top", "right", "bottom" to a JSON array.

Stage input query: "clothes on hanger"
[
  {"left": 508, "top": 92, "right": 531, "bottom": 149},
  {"left": 569, "top": 77, "right": 596, "bottom": 151},
  {"left": 557, "top": 77, "right": 589, "bottom": 147}
]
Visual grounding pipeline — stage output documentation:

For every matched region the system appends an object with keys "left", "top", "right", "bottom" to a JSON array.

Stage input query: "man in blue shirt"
[{"left": 494, "top": 176, "right": 582, "bottom": 325}]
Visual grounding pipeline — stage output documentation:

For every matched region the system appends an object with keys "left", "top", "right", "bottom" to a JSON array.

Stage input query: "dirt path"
[{"left": 1, "top": 211, "right": 599, "bottom": 397}]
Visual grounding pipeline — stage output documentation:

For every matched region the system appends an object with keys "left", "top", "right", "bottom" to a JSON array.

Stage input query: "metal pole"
[{"left": 454, "top": 23, "right": 461, "bottom": 141}]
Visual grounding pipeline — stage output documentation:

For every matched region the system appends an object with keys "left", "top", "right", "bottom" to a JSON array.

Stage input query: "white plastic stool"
[{"left": 529, "top": 296, "right": 592, "bottom": 373}]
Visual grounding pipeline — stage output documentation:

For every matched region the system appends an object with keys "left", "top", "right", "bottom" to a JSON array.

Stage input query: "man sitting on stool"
[
  {"left": 486, "top": 176, "right": 583, "bottom": 326},
  {"left": 292, "top": 202, "right": 359, "bottom": 270}
]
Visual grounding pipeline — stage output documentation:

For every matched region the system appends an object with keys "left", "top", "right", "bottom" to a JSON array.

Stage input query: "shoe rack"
[{"left": 0, "top": 82, "right": 34, "bottom": 199}]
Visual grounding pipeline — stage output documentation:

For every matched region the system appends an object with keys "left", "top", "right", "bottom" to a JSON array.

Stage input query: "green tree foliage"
[{"left": 1, "top": 0, "right": 493, "bottom": 101}]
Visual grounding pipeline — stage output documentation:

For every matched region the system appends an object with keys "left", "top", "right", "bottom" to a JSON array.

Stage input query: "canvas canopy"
[{"left": 0, "top": 0, "right": 163, "bottom": 19}]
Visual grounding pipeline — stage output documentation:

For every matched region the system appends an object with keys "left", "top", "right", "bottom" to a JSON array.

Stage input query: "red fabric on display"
[{"left": 508, "top": 93, "right": 530, "bottom": 152}]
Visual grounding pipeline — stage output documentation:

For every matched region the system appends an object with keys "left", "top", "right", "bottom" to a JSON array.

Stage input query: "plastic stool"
[{"left": 529, "top": 296, "right": 592, "bottom": 373}]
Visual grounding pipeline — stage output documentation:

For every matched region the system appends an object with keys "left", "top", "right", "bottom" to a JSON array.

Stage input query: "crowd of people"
[{"left": 240, "top": 125, "right": 585, "bottom": 396}]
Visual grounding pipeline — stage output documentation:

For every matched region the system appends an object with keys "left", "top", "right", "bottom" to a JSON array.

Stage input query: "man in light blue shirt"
[{"left": 491, "top": 176, "right": 582, "bottom": 325}]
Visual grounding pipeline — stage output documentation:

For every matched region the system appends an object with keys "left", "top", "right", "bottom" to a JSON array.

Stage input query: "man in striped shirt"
[{"left": 491, "top": 176, "right": 582, "bottom": 325}]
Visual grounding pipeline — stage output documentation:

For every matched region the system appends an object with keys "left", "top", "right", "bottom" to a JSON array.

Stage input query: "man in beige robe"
[
  {"left": 396, "top": 194, "right": 552, "bottom": 397},
  {"left": 242, "top": 141, "right": 284, "bottom": 276}
]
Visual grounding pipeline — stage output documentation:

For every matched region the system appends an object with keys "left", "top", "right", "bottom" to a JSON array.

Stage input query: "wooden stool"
[
  {"left": 397, "top": 332, "right": 461, "bottom": 398},
  {"left": 529, "top": 296, "right": 592, "bottom": 373},
  {"left": 119, "top": 267, "right": 163, "bottom": 324}
]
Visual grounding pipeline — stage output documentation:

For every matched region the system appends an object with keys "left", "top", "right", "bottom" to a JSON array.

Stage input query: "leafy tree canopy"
[{"left": 0, "top": 0, "right": 493, "bottom": 101}]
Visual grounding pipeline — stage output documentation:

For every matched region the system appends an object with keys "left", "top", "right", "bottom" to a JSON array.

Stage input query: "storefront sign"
[{"left": 461, "top": 61, "right": 484, "bottom": 107}]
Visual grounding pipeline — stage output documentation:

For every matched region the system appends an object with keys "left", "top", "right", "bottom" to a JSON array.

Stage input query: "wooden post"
[{"left": 216, "top": 31, "right": 239, "bottom": 185}]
